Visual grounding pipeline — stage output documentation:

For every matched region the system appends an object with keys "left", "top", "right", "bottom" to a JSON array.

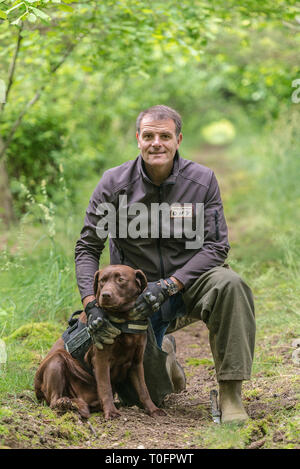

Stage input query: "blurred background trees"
[{"left": 0, "top": 0, "right": 299, "bottom": 224}]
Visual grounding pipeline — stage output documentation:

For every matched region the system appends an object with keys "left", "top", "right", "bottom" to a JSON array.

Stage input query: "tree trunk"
[{"left": 0, "top": 156, "right": 16, "bottom": 228}]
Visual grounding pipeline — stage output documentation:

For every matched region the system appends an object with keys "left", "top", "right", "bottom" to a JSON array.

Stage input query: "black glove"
[
  {"left": 130, "top": 279, "right": 170, "bottom": 320},
  {"left": 85, "top": 300, "right": 121, "bottom": 350}
]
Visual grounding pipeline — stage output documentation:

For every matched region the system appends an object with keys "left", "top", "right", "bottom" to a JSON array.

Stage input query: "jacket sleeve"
[
  {"left": 75, "top": 179, "right": 109, "bottom": 301},
  {"left": 172, "top": 171, "right": 230, "bottom": 289}
]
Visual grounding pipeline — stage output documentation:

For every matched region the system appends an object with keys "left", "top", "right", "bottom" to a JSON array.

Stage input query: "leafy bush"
[{"left": 6, "top": 112, "right": 67, "bottom": 214}]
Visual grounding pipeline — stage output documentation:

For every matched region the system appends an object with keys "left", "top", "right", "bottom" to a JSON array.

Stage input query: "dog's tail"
[{"left": 34, "top": 349, "right": 94, "bottom": 402}]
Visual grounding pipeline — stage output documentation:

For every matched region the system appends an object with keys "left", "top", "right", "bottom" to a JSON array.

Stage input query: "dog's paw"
[
  {"left": 104, "top": 407, "right": 122, "bottom": 420},
  {"left": 149, "top": 408, "right": 167, "bottom": 418},
  {"left": 53, "top": 397, "right": 79, "bottom": 413},
  {"left": 52, "top": 397, "right": 90, "bottom": 419}
]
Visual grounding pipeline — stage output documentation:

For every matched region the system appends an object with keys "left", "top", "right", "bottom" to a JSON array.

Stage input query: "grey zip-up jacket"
[{"left": 75, "top": 152, "right": 230, "bottom": 301}]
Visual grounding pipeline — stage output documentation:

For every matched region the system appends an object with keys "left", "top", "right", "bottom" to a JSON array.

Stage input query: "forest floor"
[{"left": 0, "top": 319, "right": 299, "bottom": 450}]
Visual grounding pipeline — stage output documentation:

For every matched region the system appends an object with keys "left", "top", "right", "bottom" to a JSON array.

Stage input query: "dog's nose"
[{"left": 101, "top": 291, "right": 112, "bottom": 299}]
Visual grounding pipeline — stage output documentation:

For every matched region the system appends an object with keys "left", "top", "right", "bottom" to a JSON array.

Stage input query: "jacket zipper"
[{"left": 157, "top": 186, "right": 165, "bottom": 278}]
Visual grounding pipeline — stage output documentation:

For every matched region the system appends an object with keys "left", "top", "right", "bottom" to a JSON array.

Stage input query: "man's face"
[{"left": 136, "top": 116, "right": 182, "bottom": 169}]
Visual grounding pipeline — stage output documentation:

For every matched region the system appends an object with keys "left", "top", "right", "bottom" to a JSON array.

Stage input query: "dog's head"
[{"left": 93, "top": 265, "right": 147, "bottom": 315}]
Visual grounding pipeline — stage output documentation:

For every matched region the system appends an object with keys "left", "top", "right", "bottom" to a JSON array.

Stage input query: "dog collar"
[
  {"left": 105, "top": 309, "right": 148, "bottom": 334},
  {"left": 109, "top": 318, "right": 148, "bottom": 334}
]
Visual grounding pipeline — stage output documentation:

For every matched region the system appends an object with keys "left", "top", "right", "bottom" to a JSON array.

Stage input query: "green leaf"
[
  {"left": 58, "top": 4, "right": 73, "bottom": 12},
  {"left": 6, "top": 2, "right": 24, "bottom": 15},
  {"left": 0, "top": 308, "right": 8, "bottom": 317},
  {"left": 0, "top": 9, "right": 7, "bottom": 19},
  {"left": 27, "top": 12, "right": 36, "bottom": 23},
  {"left": 29, "top": 6, "right": 51, "bottom": 21},
  {"left": 11, "top": 17, "right": 22, "bottom": 25}
]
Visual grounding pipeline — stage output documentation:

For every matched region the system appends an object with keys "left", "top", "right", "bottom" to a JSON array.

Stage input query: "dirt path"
[{"left": 1, "top": 316, "right": 298, "bottom": 449}]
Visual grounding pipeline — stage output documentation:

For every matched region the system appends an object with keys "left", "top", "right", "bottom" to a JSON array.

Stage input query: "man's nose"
[{"left": 152, "top": 135, "right": 162, "bottom": 146}]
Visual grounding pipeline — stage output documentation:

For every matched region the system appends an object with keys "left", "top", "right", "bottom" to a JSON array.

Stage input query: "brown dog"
[{"left": 34, "top": 265, "right": 166, "bottom": 420}]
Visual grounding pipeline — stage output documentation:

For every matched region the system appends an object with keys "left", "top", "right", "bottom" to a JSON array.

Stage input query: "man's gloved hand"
[
  {"left": 85, "top": 300, "right": 121, "bottom": 350},
  {"left": 130, "top": 279, "right": 169, "bottom": 320}
]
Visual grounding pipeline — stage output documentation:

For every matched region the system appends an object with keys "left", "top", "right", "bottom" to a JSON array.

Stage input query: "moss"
[
  {"left": 285, "top": 416, "right": 300, "bottom": 443},
  {"left": 53, "top": 413, "right": 91, "bottom": 442},
  {"left": 244, "top": 388, "right": 261, "bottom": 399},
  {"left": 0, "top": 425, "right": 9, "bottom": 436},
  {"left": 193, "top": 423, "right": 246, "bottom": 449},
  {"left": 0, "top": 407, "right": 13, "bottom": 419},
  {"left": 241, "top": 419, "right": 269, "bottom": 445},
  {"left": 4, "top": 322, "right": 61, "bottom": 349},
  {"left": 265, "top": 355, "right": 283, "bottom": 364}
]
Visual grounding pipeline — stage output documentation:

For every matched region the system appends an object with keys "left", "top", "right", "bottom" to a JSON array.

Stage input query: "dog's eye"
[{"left": 118, "top": 277, "right": 126, "bottom": 283}]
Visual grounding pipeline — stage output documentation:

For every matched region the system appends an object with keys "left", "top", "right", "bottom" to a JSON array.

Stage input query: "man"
[{"left": 75, "top": 105, "right": 256, "bottom": 423}]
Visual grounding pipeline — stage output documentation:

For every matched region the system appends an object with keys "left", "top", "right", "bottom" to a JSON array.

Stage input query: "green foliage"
[
  {"left": 227, "top": 107, "right": 300, "bottom": 271},
  {"left": 6, "top": 111, "right": 67, "bottom": 211},
  {"left": 0, "top": 0, "right": 299, "bottom": 221}
]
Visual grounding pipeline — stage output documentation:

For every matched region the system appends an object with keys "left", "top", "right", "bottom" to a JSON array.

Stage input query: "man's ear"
[
  {"left": 176, "top": 132, "right": 183, "bottom": 148},
  {"left": 135, "top": 269, "right": 148, "bottom": 292},
  {"left": 136, "top": 131, "right": 141, "bottom": 149},
  {"left": 93, "top": 270, "right": 102, "bottom": 296}
]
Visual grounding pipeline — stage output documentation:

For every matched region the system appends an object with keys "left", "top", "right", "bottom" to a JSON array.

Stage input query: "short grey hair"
[{"left": 136, "top": 105, "right": 182, "bottom": 136}]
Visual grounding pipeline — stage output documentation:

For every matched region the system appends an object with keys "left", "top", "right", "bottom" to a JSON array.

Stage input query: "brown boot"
[{"left": 219, "top": 380, "right": 249, "bottom": 424}]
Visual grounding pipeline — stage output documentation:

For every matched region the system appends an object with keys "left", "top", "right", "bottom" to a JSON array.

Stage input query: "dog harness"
[{"left": 62, "top": 310, "right": 148, "bottom": 374}]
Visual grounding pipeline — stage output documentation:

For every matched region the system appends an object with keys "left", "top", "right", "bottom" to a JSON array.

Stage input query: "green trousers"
[{"left": 166, "top": 264, "right": 256, "bottom": 382}]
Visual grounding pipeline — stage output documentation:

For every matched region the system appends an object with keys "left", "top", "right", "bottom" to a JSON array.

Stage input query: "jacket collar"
[{"left": 138, "top": 150, "right": 180, "bottom": 186}]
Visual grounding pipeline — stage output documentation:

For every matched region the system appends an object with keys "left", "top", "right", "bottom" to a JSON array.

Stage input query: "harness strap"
[{"left": 109, "top": 319, "right": 148, "bottom": 334}]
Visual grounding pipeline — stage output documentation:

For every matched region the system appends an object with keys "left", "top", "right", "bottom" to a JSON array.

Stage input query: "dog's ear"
[
  {"left": 135, "top": 269, "right": 148, "bottom": 293},
  {"left": 93, "top": 270, "right": 102, "bottom": 296}
]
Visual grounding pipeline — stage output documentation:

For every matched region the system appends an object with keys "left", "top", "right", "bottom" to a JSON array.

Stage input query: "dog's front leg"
[
  {"left": 93, "top": 348, "right": 121, "bottom": 420},
  {"left": 129, "top": 347, "right": 167, "bottom": 418}
]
